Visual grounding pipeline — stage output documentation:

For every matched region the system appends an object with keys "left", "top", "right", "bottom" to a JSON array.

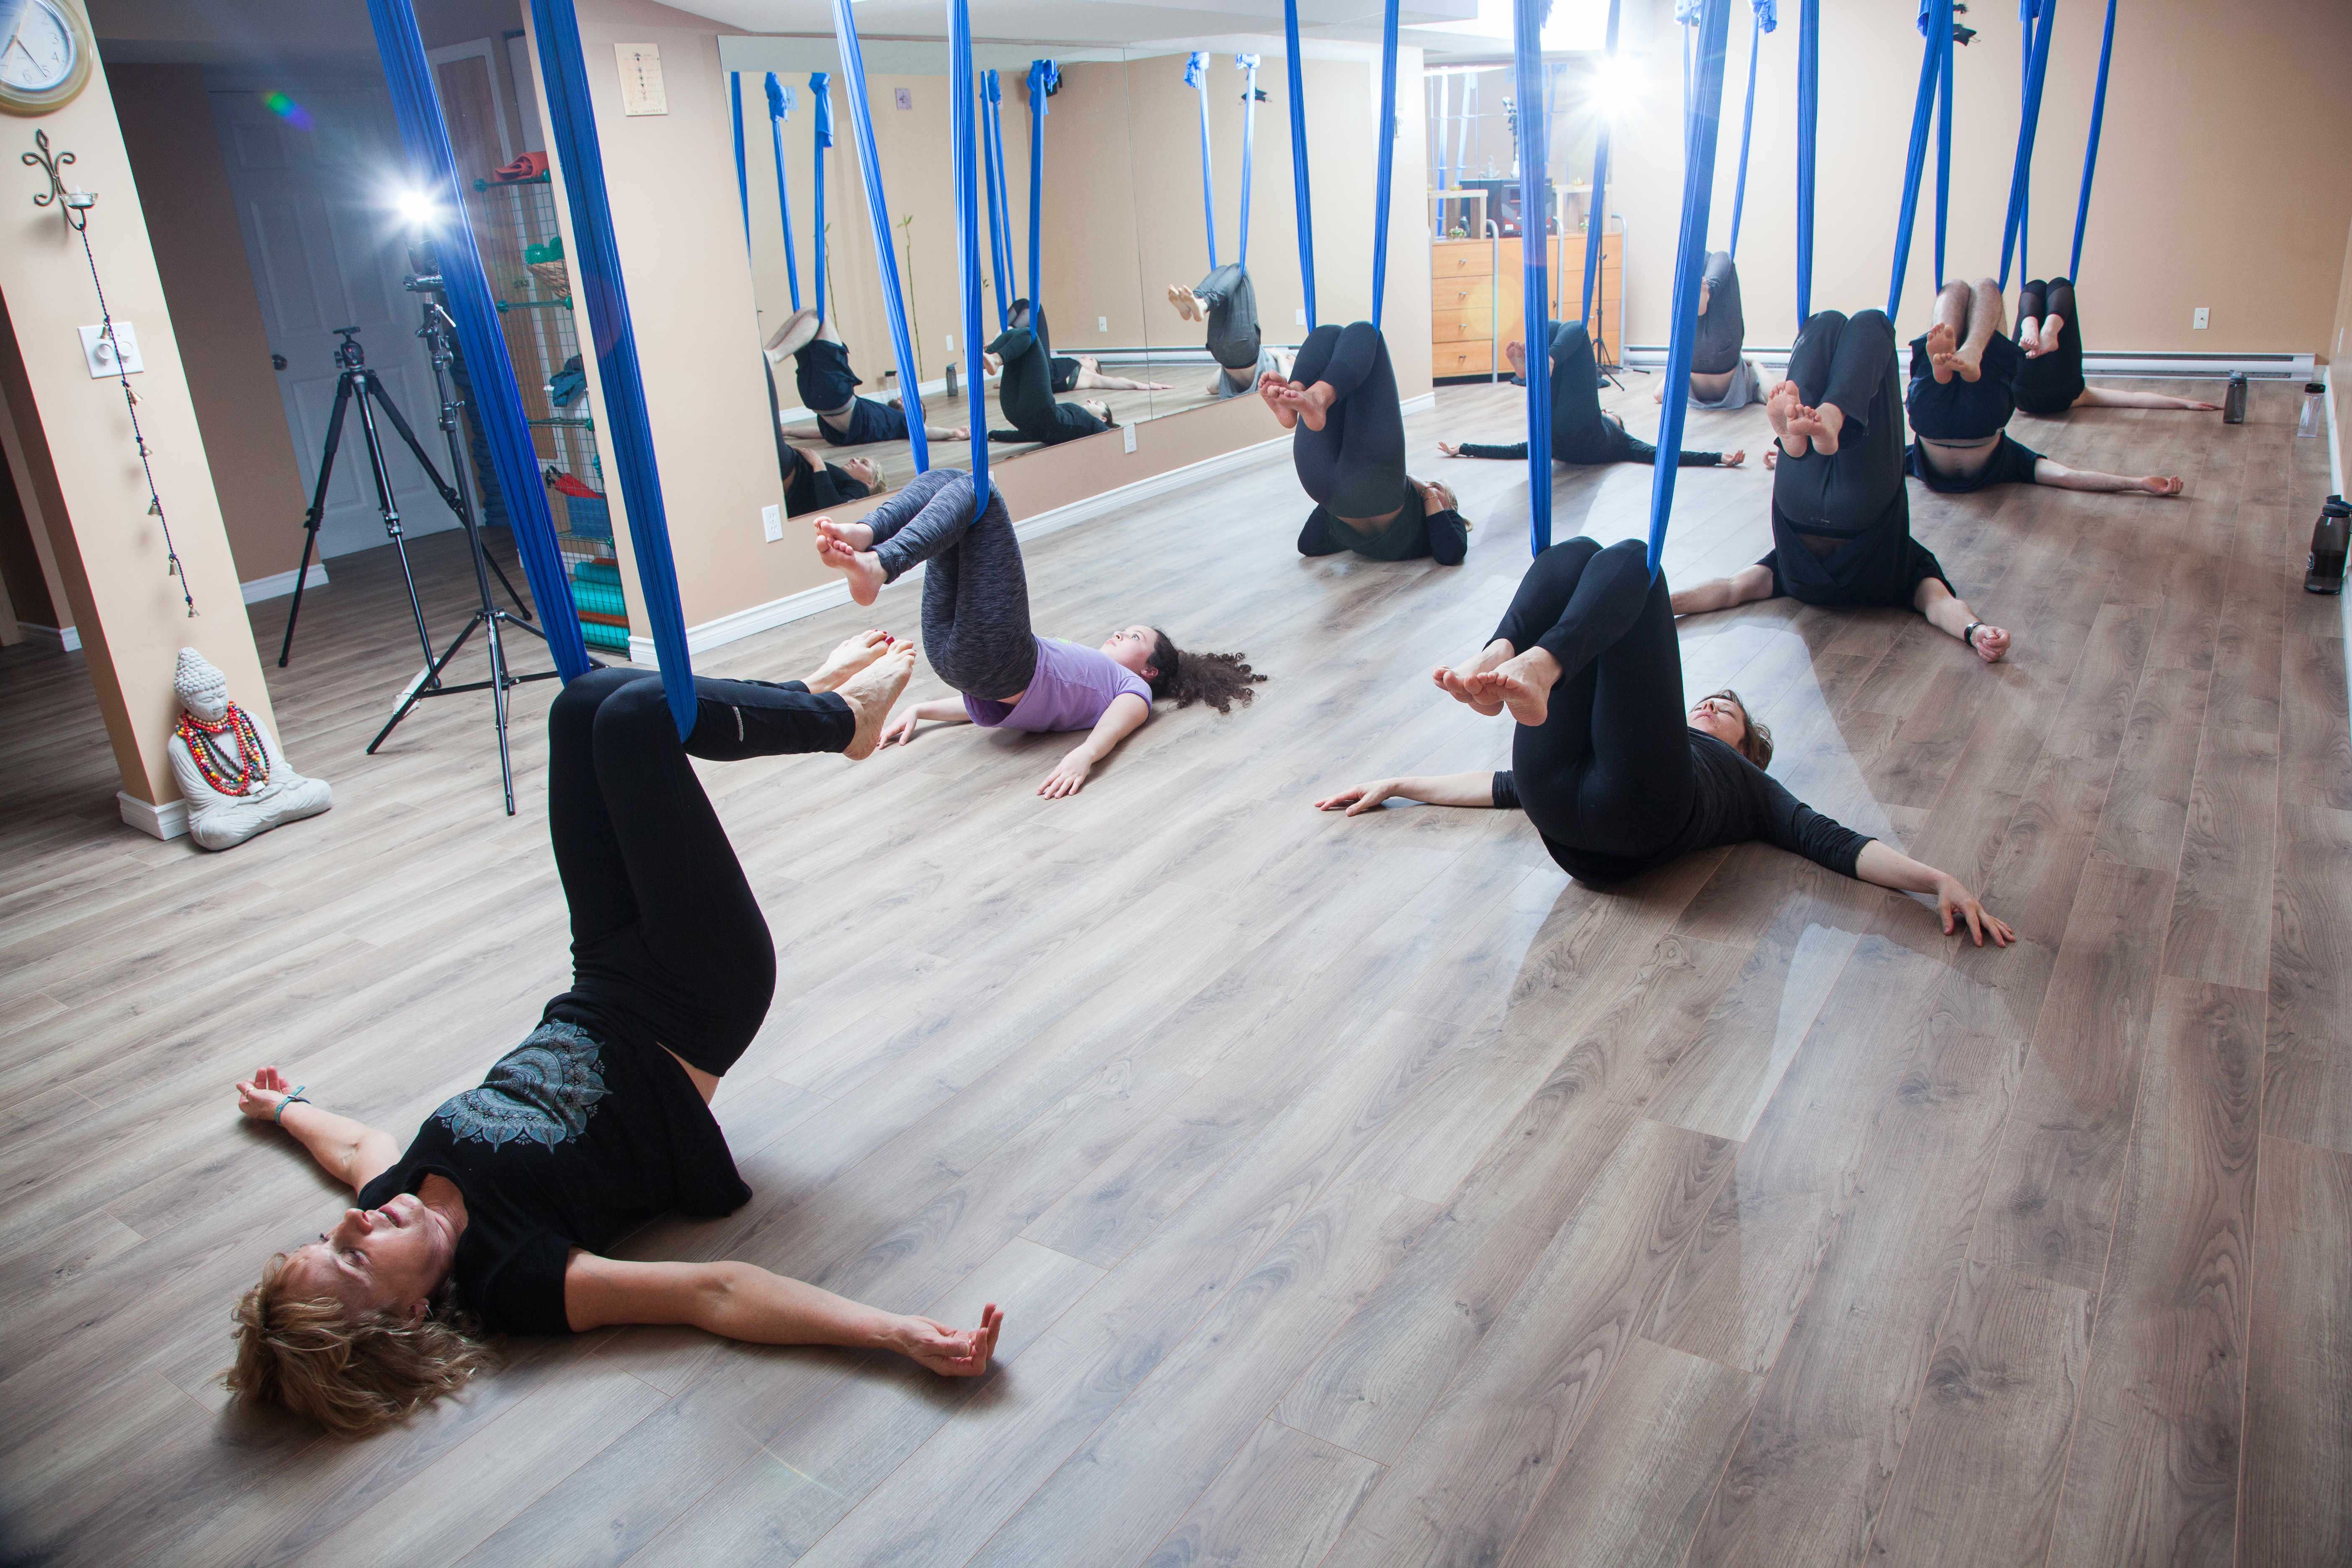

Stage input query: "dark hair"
[
  {"left": 1147, "top": 629, "right": 1265, "bottom": 714},
  {"left": 1707, "top": 688, "right": 1773, "bottom": 769}
]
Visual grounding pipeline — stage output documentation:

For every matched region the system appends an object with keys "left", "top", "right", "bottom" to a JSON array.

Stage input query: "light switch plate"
[
  {"left": 894, "top": 88, "right": 912, "bottom": 110},
  {"left": 761, "top": 503, "right": 782, "bottom": 542},
  {"left": 79, "top": 322, "right": 141, "bottom": 378},
  {"left": 1098, "top": 317, "right": 1108, "bottom": 332},
  {"left": 2192, "top": 307, "right": 2209, "bottom": 330},
  {"left": 1122, "top": 423, "right": 1136, "bottom": 454}
]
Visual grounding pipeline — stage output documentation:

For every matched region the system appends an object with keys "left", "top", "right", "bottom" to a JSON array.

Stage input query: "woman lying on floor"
[
  {"left": 1024, "top": 302, "right": 1170, "bottom": 395},
  {"left": 228, "top": 640, "right": 1003, "bottom": 1439},
  {"left": 2012, "top": 277, "right": 2222, "bottom": 415},
  {"left": 815, "top": 469, "right": 1263, "bottom": 797},
  {"left": 1906, "top": 277, "right": 2187, "bottom": 496},
  {"left": 1652, "top": 251, "right": 1766, "bottom": 409},
  {"left": 1671, "top": 306, "right": 2013, "bottom": 665},
  {"left": 985, "top": 301, "right": 1117, "bottom": 447},
  {"left": 1265, "top": 320, "right": 1472, "bottom": 564},
  {"left": 1315, "top": 536, "right": 2013, "bottom": 944},
  {"left": 768, "top": 306, "right": 971, "bottom": 447},
  {"left": 779, "top": 442, "right": 882, "bottom": 517},
  {"left": 1441, "top": 320, "right": 1746, "bottom": 469}
]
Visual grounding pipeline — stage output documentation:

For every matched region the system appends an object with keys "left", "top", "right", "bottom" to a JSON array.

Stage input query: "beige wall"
[
  {"left": 1608, "top": 0, "right": 2352, "bottom": 353},
  {"left": 0, "top": 0, "right": 279, "bottom": 810},
  {"left": 2329, "top": 209, "right": 2352, "bottom": 467},
  {"left": 107, "top": 62, "right": 309, "bottom": 589}
]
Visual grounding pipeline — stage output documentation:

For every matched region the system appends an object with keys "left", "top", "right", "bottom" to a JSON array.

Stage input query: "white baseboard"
[
  {"left": 119, "top": 790, "right": 188, "bottom": 841},
  {"left": 628, "top": 431, "right": 1297, "bottom": 667},
  {"left": 240, "top": 562, "right": 329, "bottom": 604},
  {"left": 17, "top": 622, "right": 80, "bottom": 652}
]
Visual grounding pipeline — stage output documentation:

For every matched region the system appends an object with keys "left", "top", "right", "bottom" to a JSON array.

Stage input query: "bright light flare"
[
  {"left": 391, "top": 186, "right": 443, "bottom": 229},
  {"left": 1589, "top": 56, "right": 1646, "bottom": 117}
]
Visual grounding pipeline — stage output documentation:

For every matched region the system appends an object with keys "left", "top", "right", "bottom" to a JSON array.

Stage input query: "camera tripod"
[{"left": 277, "top": 317, "right": 558, "bottom": 814}]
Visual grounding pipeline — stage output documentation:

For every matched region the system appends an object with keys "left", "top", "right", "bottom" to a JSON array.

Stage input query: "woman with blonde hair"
[{"left": 225, "top": 636, "right": 1001, "bottom": 1438}]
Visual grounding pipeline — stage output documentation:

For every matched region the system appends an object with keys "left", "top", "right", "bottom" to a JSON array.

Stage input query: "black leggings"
[
  {"left": 2012, "top": 277, "right": 2085, "bottom": 414},
  {"left": 866, "top": 467, "right": 1037, "bottom": 701},
  {"left": 1691, "top": 251, "right": 1745, "bottom": 377},
  {"left": 1290, "top": 322, "right": 1407, "bottom": 508},
  {"left": 988, "top": 327, "right": 1110, "bottom": 445},
  {"left": 547, "top": 668, "right": 854, "bottom": 1076},
  {"left": 1772, "top": 309, "right": 1906, "bottom": 536},
  {"left": 1457, "top": 322, "right": 1725, "bottom": 467},
  {"left": 1498, "top": 538, "right": 1694, "bottom": 859}
]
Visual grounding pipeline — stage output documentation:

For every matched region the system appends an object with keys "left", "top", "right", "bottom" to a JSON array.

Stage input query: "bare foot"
[
  {"left": 817, "top": 535, "right": 887, "bottom": 606},
  {"left": 2141, "top": 475, "right": 2186, "bottom": 496},
  {"left": 2017, "top": 321, "right": 2043, "bottom": 356},
  {"left": 944, "top": 426, "right": 971, "bottom": 441},
  {"left": 982, "top": 351, "right": 1003, "bottom": 376},
  {"left": 1277, "top": 382, "right": 1336, "bottom": 432},
  {"left": 838, "top": 641, "right": 917, "bottom": 759},
  {"left": 807, "top": 627, "right": 894, "bottom": 691},
  {"left": 1466, "top": 649, "right": 1559, "bottom": 727},
  {"left": 1767, "top": 380, "right": 1809, "bottom": 459},
  {"left": 1966, "top": 623, "right": 2011, "bottom": 663},
  {"left": 814, "top": 515, "right": 875, "bottom": 549},
  {"left": 1504, "top": 340, "right": 1528, "bottom": 379},
  {"left": 1924, "top": 322, "right": 1963, "bottom": 383},
  {"left": 1784, "top": 400, "right": 1839, "bottom": 455},
  {"left": 1167, "top": 284, "right": 1202, "bottom": 322},
  {"left": 1653, "top": 386, "right": 1665, "bottom": 403},
  {"left": 1433, "top": 642, "right": 1511, "bottom": 714},
  {"left": 1258, "top": 372, "right": 1298, "bottom": 428}
]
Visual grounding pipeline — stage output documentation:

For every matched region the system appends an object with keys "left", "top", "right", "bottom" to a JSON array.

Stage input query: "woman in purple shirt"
[{"left": 816, "top": 469, "right": 1265, "bottom": 796}]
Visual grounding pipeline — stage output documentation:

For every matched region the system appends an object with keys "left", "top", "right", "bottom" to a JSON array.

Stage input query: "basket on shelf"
[{"left": 527, "top": 259, "right": 571, "bottom": 298}]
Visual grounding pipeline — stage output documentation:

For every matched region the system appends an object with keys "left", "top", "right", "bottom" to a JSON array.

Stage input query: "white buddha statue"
[{"left": 165, "top": 647, "right": 332, "bottom": 850}]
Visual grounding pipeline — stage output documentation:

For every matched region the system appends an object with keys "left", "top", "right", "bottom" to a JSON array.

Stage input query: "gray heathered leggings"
[{"left": 866, "top": 467, "right": 1038, "bottom": 701}]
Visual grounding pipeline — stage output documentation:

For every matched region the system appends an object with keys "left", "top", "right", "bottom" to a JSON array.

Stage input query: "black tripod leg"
[
  {"left": 377, "top": 374, "right": 535, "bottom": 619},
  {"left": 368, "top": 614, "right": 481, "bottom": 755},
  {"left": 352, "top": 373, "right": 439, "bottom": 674},
  {"left": 482, "top": 606, "right": 517, "bottom": 815},
  {"left": 279, "top": 374, "right": 354, "bottom": 666},
  {"left": 481, "top": 541, "right": 534, "bottom": 620}
]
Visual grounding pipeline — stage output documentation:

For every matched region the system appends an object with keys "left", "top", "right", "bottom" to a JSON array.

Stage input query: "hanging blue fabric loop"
[
  {"left": 1724, "top": 4, "right": 1767, "bottom": 260},
  {"left": 1513, "top": 0, "right": 1553, "bottom": 555},
  {"left": 1026, "top": 59, "right": 1055, "bottom": 306},
  {"left": 1887, "top": 0, "right": 1952, "bottom": 320},
  {"left": 979, "top": 69, "right": 1012, "bottom": 329},
  {"left": 1284, "top": 0, "right": 1316, "bottom": 329},
  {"left": 1236, "top": 54, "right": 1260, "bottom": 269},
  {"left": 766, "top": 74, "right": 802, "bottom": 311},
  {"left": 1795, "top": 0, "right": 1817, "bottom": 328},
  {"left": 362, "top": 0, "right": 590, "bottom": 685},
  {"left": 1579, "top": 0, "right": 1622, "bottom": 335},
  {"left": 828, "top": 0, "right": 928, "bottom": 477},
  {"left": 1998, "top": 0, "right": 2055, "bottom": 288},
  {"left": 2069, "top": 0, "right": 2115, "bottom": 279},
  {"left": 1650, "top": 0, "right": 1734, "bottom": 577},
  {"left": 811, "top": 72, "right": 832, "bottom": 321},
  {"left": 947, "top": 0, "right": 989, "bottom": 524},
  {"left": 731, "top": 72, "right": 750, "bottom": 251},
  {"left": 1933, "top": 6, "right": 1952, "bottom": 288},
  {"left": 1186, "top": 53, "right": 1219, "bottom": 272},
  {"left": 524, "top": 0, "right": 696, "bottom": 730},
  {"left": 1369, "top": 0, "right": 1400, "bottom": 327}
]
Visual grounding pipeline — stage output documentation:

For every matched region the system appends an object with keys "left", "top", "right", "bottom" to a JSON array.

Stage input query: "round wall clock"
[{"left": 0, "top": 0, "right": 95, "bottom": 118}]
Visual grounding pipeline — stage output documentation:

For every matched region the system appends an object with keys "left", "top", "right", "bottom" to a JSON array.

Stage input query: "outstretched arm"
[
  {"left": 564, "top": 1254, "right": 1003, "bottom": 1377},
  {"left": 1854, "top": 841, "right": 2014, "bottom": 946},
  {"left": 235, "top": 1067, "right": 401, "bottom": 1192},
  {"left": 2074, "top": 386, "right": 2222, "bottom": 412},
  {"left": 2031, "top": 459, "right": 2185, "bottom": 497},
  {"left": 1039, "top": 692, "right": 1150, "bottom": 798},
  {"left": 880, "top": 697, "right": 969, "bottom": 748},
  {"left": 1313, "top": 771, "right": 1497, "bottom": 815}
]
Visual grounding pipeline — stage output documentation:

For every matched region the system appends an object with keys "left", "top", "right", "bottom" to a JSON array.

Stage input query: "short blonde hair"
[{"left": 224, "top": 1252, "right": 500, "bottom": 1439}]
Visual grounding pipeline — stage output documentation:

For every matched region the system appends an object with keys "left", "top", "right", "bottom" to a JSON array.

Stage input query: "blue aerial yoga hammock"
[
  {"left": 360, "top": 0, "right": 591, "bottom": 689},
  {"left": 1888, "top": 0, "right": 1955, "bottom": 318},
  {"left": 826, "top": 0, "right": 929, "bottom": 477},
  {"left": 1999, "top": 0, "right": 2055, "bottom": 288},
  {"left": 811, "top": 71, "right": 832, "bottom": 321},
  {"left": 527, "top": 0, "right": 699, "bottom": 732},
  {"left": 1795, "top": 0, "right": 1818, "bottom": 327},
  {"left": 1578, "top": 0, "right": 1623, "bottom": 337},
  {"left": 1644, "top": 0, "right": 1735, "bottom": 575},
  {"left": 1283, "top": 0, "right": 1315, "bottom": 329},
  {"left": 1725, "top": 1, "right": 1777, "bottom": 260},
  {"left": 767, "top": 73, "right": 802, "bottom": 312},
  {"left": 1236, "top": 54, "right": 1260, "bottom": 269},
  {"left": 946, "top": 0, "right": 990, "bottom": 522},
  {"left": 1026, "top": 59, "right": 1056, "bottom": 306},
  {"left": 1512, "top": 0, "right": 1553, "bottom": 556},
  {"left": 1369, "top": 0, "right": 1400, "bottom": 326},
  {"left": 731, "top": 72, "right": 750, "bottom": 251},
  {"left": 979, "top": 69, "right": 1014, "bottom": 328},
  {"left": 1185, "top": 53, "right": 1219, "bottom": 272},
  {"left": 2068, "top": 0, "right": 2116, "bottom": 279}
]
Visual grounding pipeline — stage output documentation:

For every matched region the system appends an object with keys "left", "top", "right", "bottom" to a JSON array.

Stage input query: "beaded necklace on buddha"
[{"left": 175, "top": 703, "right": 270, "bottom": 797}]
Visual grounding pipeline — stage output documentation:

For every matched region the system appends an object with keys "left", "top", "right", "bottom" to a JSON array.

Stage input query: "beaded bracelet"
[{"left": 275, "top": 1087, "right": 309, "bottom": 1125}]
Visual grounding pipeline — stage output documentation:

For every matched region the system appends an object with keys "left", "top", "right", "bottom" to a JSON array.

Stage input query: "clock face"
[{"left": 0, "top": 0, "right": 89, "bottom": 112}]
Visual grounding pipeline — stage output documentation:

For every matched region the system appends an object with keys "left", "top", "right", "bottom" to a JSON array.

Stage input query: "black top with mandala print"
[{"left": 359, "top": 1018, "right": 750, "bottom": 1334}]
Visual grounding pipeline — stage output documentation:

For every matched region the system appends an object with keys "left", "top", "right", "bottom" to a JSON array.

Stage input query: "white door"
[{"left": 211, "top": 82, "right": 453, "bottom": 561}]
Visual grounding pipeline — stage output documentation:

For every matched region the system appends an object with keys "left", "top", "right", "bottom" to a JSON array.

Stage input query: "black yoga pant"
[
  {"left": 1196, "top": 262, "right": 1264, "bottom": 371},
  {"left": 1691, "top": 252, "right": 1745, "bottom": 377},
  {"left": 780, "top": 442, "right": 869, "bottom": 516},
  {"left": 2012, "top": 278, "right": 2085, "bottom": 415},
  {"left": 1772, "top": 309, "right": 1906, "bottom": 536},
  {"left": 792, "top": 337, "right": 863, "bottom": 417},
  {"left": 987, "top": 327, "right": 1110, "bottom": 445},
  {"left": 1457, "top": 321, "right": 1723, "bottom": 467},
  {"left": 866, "top": 466, "right": 1037, "bottom": 701},
  {"left": 1296, "top": 507, "right": 1467, "bottom": 565},
  {"left": 1496, "top": 537, "right": 1693, "bottom": 861},
  {"left": 548, "top": 667, "right": 854, "bottom": 1076},
  {"left": 1290, "top": 322, "right": 1406, "bottom": 508}
]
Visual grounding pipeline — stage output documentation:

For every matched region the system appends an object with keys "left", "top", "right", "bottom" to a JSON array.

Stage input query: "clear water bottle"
[
  {"left": 2299, "top": 381, "right": 2326, "bottom": 438},
  {"left": 2222, "top": 371, "right": 2249, "bottom": 424}
]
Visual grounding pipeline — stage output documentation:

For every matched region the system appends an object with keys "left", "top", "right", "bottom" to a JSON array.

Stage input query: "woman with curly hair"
[
  {"left": 815, "top": 468, "right": 1266, "bottom": 797},
  {"left": 225, "top": 634, "right": 1001, "bottom": 1439}
]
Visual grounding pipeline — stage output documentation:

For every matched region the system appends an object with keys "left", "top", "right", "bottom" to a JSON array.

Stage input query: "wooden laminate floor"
[{"left": 3, "top": 376, "right": 2348, "bottom": 1567}]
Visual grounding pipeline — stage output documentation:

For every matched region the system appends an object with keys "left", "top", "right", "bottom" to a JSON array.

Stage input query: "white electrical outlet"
[
  {"left": 944, "top": 333, "right": 955, "bottom": 350},
  {"left": 2193, "top": 307, "right": 2209, "bottom": 330},
  {"left": 1295, "top": 308, "right": 1306, "bottom": 325},
  {"left": 1098, "top": 317, "right": 1108, "bottom": 332},
  {"left": 79, "top": 322, "right": 142, "bottom": 378},
  {"left": 761, "top": 503, "right": 782, "bottom": 542},
  {"left": 1122, "top": 423, "right": 1137, "bottom": 454}
]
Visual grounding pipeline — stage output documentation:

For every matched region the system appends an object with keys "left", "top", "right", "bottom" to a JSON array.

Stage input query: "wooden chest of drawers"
[{"left": 1429, "top": 233, "right": 1624, "bottom": 381}]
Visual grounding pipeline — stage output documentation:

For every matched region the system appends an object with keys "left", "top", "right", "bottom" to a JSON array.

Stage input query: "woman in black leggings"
[
  {"left": 815, "top": 469, "right": 1264, "bottom": 797},
  {"left": 1671, "top": 307, "right": 2011, "bottom": 663},
  {"left": 225, "top": 648, "right": 1006, "bottom": 1439},
  {"left": 986, "top": 302, "right": 1116, "bottom": 446},
  {"left": 2013, "top": 279, "right": 2221, "bottom": 415},
  {"left": 1440, "top": 321, "right": 1743, "bottom": 469},
  {"left": 1267, "top": 320, "right": 1473, "bottom": 564},
  {"left": 1313, "top": 536, "right": 2012, "bottom": 942}
]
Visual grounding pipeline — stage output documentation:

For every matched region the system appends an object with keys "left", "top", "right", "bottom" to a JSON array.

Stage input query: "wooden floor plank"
[
  {"left": 2264, "top": 805, "right": 2352, "bottom": 1155},
  {"left": 2236, "top": 1136, "right": 2352, "bottom": 1568}
]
